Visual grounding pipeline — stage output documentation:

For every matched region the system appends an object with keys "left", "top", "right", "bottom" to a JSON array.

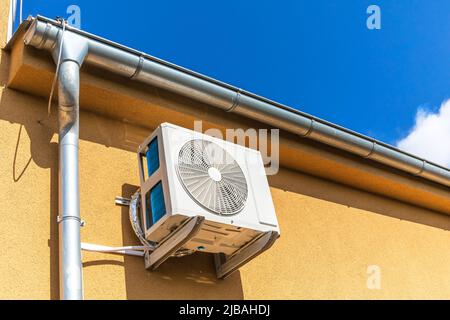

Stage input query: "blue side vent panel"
[
  {"left": 146, "top": 138, "right": 159, "bottom": 177},
  {"left": 145, "top": 181, "right": 167, "bottom": 230}
]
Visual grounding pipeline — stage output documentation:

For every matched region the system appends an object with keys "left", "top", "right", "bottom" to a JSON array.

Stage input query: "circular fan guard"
[{"left": 176, "top": 140, "right": 248, "bottom": 215}]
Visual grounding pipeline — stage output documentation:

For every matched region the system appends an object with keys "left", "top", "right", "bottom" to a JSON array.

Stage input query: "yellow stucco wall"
[{"left": 2, "top": 0, "right": 450, "bottom": 300}]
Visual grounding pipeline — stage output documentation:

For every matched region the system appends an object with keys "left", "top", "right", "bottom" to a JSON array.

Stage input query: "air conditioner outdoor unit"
[{"left": 135, "top": 123, "right": 280, "bottom": 278}]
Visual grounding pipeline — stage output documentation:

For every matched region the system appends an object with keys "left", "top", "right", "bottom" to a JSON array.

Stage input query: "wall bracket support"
[
  {"left": 144, "top": 216, "right": 205, "bottom": 270},
  {"left": 214, "top": 230, "right": 279, "bottom": 279}
]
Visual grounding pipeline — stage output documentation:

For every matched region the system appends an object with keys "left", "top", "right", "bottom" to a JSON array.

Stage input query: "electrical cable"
[
  {"left": 81, "top": 191, "right": 195, "bottom": 258},
  {"left": 38, "top": 18, "right": 66, "bottom": 125},
  {"left": 81, "top": 243, "right": 145, "bottom": 257}
]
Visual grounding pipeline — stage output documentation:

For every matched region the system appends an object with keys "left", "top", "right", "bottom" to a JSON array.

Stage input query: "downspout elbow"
[
  {"left": 54, "top": 31, "right": 88, "bottom": 131},
  {"left": 58, "top": 61, "right": 82, "bottom": 132}
]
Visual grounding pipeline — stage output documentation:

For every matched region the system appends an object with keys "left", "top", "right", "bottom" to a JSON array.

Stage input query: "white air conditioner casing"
[{"left": 137, "top": 123, "right": 279, "bottom": 256}]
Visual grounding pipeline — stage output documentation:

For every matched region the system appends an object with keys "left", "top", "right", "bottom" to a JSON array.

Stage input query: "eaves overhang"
[{"left": 3, "top": 15, "right": 450, "bottom": 216}]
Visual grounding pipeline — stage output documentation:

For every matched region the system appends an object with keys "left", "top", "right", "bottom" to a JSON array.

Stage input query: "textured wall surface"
[{"left": 1, "top": 0, "right": 450, "bottom": 299}]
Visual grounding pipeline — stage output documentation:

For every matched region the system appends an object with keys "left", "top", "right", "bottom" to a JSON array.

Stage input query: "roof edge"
[{"left": 9, "top": 15, "right": 450, "bottom": 189}]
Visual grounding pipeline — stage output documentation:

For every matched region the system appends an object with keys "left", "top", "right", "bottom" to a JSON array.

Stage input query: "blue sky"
[{"left": 13, "top": 1, "right": 450, "bottom": 154}]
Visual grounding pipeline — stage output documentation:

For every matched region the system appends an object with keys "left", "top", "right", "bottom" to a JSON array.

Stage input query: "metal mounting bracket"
[
  {"left": 214, "top": 230, "right": 279, "bottom": 279},
  {"left": 144, "top": 215, "right": 205, "bottom": 270},
  {"left": 115, "top": 196, "right": 131, "bottom": 207}
]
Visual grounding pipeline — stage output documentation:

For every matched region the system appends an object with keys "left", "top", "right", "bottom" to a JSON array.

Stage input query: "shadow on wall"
[
  {"left": 0, "top": 87, "right": 60, "bottom": 299},
  {"left": 269, "top": 168, "right": 450, "bottom": 232},
  {"left": 120, "top": 184, "right": 244, "bottom": 300},
  {"left": 0, "top": 82, "right": 243, "bottom": 299},
  {"left": 2, "top": 49, "right": 450, "bottom": 299}
]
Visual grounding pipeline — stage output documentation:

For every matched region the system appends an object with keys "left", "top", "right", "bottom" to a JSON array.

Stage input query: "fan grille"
[{"left": 176, "top": 139, "right": 248, "bottom": 215}]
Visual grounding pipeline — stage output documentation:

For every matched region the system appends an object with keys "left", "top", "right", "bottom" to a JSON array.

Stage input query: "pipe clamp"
[{"left": 57, "top": 215, "right": 85, "bottom": 227}]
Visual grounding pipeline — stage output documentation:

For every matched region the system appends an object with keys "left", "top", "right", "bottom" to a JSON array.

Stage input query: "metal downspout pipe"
[
  {"left": 25, "top": 23, "right": 88, "bottom": 300},
  {"left": 57, "top": 60, "right": 83, "bottom": 300},
  {"left": 55, "top": 31, "right": 88, "bottom": 301}
]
